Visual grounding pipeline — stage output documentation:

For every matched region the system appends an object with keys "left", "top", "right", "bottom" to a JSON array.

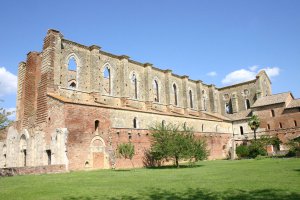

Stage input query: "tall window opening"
[
  {"left": 189, "top": 90, "right": 193, "bottom": 109},
  {"left": 23, "top": 150, "right": 27, "bottom": 167},
  {"left": 294, "top": 120, "right": 298, "bottom": 127},
  {"left": 225, "top": 100, "right": 233, "bottom": 114},
  {"left": 103, "top": 67, "right": 111, "bottom": 94},
  {"left": 245, "top": 99, "right": 251, "bottom": 110},
  {"left": 267, "top": 124, "right": 270, "bottom": 130},
  {"left": 216, "top": 125, "right": 219, "bottom": 133},
  {"left": 173, "top": 84, "right": 178, "bottom": 106},
  {"left": 95, "top": 120, "right": 100, "bottom": 131},
  {"left": 279, "top": 122, "right": 283, "bottom": 129},
  {"left": 46, "top": 150, "right": 51, "bottom": 165},
  {"left": 132, "top": 74, "right": 138, "bottom": 99},
  {"left": 153, "top": 80, "right": 159, "bottom": 102},
  {"left": 68, "top": 57, "right": 77, "bottom": 89},
  {"left": 202, "top": 124, "right": 204, "bottom": 132},
  {"left": 240, "top": 126, "right": 244, "bottom": 135},
  {"left": 133, "top": 117, "right": 137, "bottom": 129},
  {"left": 271, "top": 109, "right": 275, "bottom": 117}
]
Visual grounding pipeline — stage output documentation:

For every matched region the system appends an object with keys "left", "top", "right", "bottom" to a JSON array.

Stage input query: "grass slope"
[{"left": 0, "top": 158, "right": 299, "bottom": 200}]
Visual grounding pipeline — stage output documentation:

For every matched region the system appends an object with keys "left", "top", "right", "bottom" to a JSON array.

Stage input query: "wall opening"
[
  {"left": 294, "top": 120, "right": 298, "bottom": 127},
  {"left": 69, "top": 81, "right": 76, "bottom": 89},
  {"left": 133, "top": 117, "right": 137, "bottom": 129},
  {"left": 271, "top": 109, "right": 275, "bottom": 117},
  {"left": 131, "top": 74, "right": 138, "bottom": 99},
  {"left": 67, "top": 57, "right": 78, "bottom": 89},
  {"left": 95, "top": 120, "right": 100, "bottom": 131},
  {"left": 3, "top": 154, "right": 6, "bottom": 167},
  {"left": 225, "top": 100, "right": 233, "bottom": 114},
  {"left": 267, "top": 124, "right": 270, "bottom": 130},
  {"left": 202, "top": 124, "right": 204, "bottom": 132},
  {"left": 245, "top": 99, "right": 251, "bottom": 110},
  {"left": 183, "top": 122, "right": 187, "bottom": 129},
  {"left": 153, "top": 80, "right": 159, "bottom": 102},
  {"left": 46, "top": 150, "right": 51, "bottom": 165},
  {"left": 279, "top": 122, "right": 283, "bottom": 129},
  {"left": 103, "top": 67, "right": 111, "bottom": 94},
  {"left": 68, "top": 57, "right": 77, "bottom": 71},
  {"left": 173, "top": 84, "right": 178, "bottom": 106},
  {"left": 240, "top": 126, "right": 244, "bottom": 135},
  {"left": 189, "top": 90, "right": 193, "bottom": 109},
  {"left": 23, "top": 150, "right": 27, "bottom": 167}
]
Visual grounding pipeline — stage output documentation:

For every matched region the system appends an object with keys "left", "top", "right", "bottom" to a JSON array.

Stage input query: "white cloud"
[
  {"left": 5, "top": 107, "right": 16, "bottom": 120},
  {"left": 262, "top": 67, "right": 280, "bottom": 77},
  {"left": 221, "top": 66, "right": 280, "bottom": 86},
  {"left": 222, "top": 69, "right": 256, "bottom": 85},
  {"left": 249, "top": 65, "right": 259, "bottom": 72},
  {"left": 206, "top": 71, "right": 217, "bottom": 77},
  {"left": 0, "top": 67, "right": 17, "bottom": 96}
]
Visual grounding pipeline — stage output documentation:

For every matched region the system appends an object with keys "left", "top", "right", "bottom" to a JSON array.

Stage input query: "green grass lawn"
[{"left": 0, "top": 158, "right": 300, "bottom": 200}]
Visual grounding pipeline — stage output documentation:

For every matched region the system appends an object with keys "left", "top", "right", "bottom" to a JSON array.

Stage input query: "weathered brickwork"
[{"left": 0, "top": 29, "right": 299, "bottom": 172}]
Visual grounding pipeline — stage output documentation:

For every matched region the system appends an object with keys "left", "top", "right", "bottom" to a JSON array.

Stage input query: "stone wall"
[{"left": 0, "top": 164, "right": 66, "bottom": 177}]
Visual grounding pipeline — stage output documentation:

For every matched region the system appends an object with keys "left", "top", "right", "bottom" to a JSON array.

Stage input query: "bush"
[
  {"left": 248, "top": 141, "right": 267, "bottom": 158},
  {"left": 236, "top": 145, "right": 249, "bottom": 159}
]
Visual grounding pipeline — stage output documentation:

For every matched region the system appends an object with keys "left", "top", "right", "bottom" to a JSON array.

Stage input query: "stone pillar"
[
  {"left": 89, "top": 45, "right": 101, "bottom": 92},
  {"left": 196, "top": 80, "right": 203, "bottom": 111},
  {"left": 119, "top": 55, "right": 130, "bottom": 98},
  {"left": 209, "top": 85, "right": 218, "bottom": 113},
  {"left": 231, "top": 92, "right": 239, "bottom": 113},
  {"left": 181, "top": 75, "right": 189, "bottom": 108},
  {"left": 16, "top": 62, "right": 26, "bottom": 122},
  {"left": 164, "top": 69, "right": 172, "bottom": 105},
  {"left": 144, "top": 63, "right": 153, "bottom": 102}
]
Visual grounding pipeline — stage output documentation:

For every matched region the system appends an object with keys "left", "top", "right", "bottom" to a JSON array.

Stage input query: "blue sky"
[{"left": 0, "top": 0, "right": 299, "bottom": 113}]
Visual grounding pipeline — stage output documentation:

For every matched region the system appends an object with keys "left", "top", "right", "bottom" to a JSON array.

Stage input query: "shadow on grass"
[
  {"left": 294, "top": 169, "right": 300, "bottom": 172},
  {"left": 146, "top": 164, "right": 204, "bottom": 170},
  {"left": 63, "top": 188, "right": 300, "bottom": 200}
]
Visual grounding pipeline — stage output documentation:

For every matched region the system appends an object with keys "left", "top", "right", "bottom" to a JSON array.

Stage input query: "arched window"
[
  {"left": 69, "top": 82, "right": 76, "bottom": 89},
  {"left": 225, "top": 100, "right": 233, "bottom": 114},
  {"left": 153, "top": 80, "right": 159, "bottom": 102},
  {"left": 95, "top": 120, "right": 99, "bottom": 131},
  {"left": 245, "top": 99, "right": 251, "bottom": 110},
  {"left": 132, "top": 74, "right": 138, "bottom": 99},
  {"left": 68, "top": 57, "right": 78, "bottom": 89},
  {"left": 133, "top": 117, "right": 137, "bottom": 129},
  {"left": 189, "top": 90, "right": 193, "bottom": 109},
  {"left": 103, "top": 67, "right": 111, "bottom": 94},
  {"left": 173, "top": 84, "right": 178, "bottom": 106},
  {"left": 68, "top": 57, "right": 77, "bottom": 71}
]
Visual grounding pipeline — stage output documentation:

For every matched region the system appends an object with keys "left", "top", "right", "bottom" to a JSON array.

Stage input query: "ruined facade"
[{"left": 0, "top": 29, "right": 298, "bottom": 171}]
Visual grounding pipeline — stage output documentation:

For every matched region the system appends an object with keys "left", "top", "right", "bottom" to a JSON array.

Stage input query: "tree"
[
  {"left": 0, "top": 101, "right": 13, "bottom": 131},
  {"left": 149, "top": 122, "right": 208, "bottom": 168},
  {"left": 248, "top": 115, "right": 260, "bottom": 141},
  {"left": 117, "top": 142, "right": 135, "bottom": 168}
]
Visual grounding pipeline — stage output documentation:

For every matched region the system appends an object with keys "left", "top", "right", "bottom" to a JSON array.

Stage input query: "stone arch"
[
  {"left": 19, "top": 133, "right": 28, "bottom": 167},
  {"left": 129, "top": 71, "right": 138, "bottom": 99},
  {"left": 101, "top": 62, "right": 114, "bottom": 95},
  {"left": 64, "top": 53, "right": 82, "bottom": 89},
  {"left": 153, "top": 79, "right": 160, "bottom": 102},
  {"left": 172, "top": 82, "right": 179, "bottom": 106},
  {"left": 89, "top": 136, "right": 106, "bottom": 169}
]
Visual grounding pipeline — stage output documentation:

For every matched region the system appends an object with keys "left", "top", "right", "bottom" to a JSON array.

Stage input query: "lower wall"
[{"left": 0, "top": 164, "right": 66, "bottom": 177}]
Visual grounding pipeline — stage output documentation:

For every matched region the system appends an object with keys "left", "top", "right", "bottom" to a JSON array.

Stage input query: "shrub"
[
  {"left": 248, "top": 141, "right": 267, "bottom": 158},
  {"left": 236, "top": 145, "right": 249, "bottom": 159}
]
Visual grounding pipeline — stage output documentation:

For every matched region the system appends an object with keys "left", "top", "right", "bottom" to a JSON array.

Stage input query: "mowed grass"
[{"left": 0, "top": 158, "right": 300, "bottom": 200}]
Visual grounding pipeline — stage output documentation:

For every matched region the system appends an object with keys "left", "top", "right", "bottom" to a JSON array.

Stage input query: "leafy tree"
[
  {"left": 117, "top": 142, "right": 135, "bottom": 168},
  {"left": 248, "top": 115, "right": 260, "bottom": 141},
  {"left": 236, "top": 145, "right": 249, "bottom": 159},
  {"left": 149, "top": 122, "right": 208, "bottom": 168},
  {"left": 0, "top": 100, "right": 13, "bottom": 131}
]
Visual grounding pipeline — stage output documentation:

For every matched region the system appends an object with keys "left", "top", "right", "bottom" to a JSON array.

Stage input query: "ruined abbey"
[{"left": 0, "top": 29, "right": 299, "bottom": 173}]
